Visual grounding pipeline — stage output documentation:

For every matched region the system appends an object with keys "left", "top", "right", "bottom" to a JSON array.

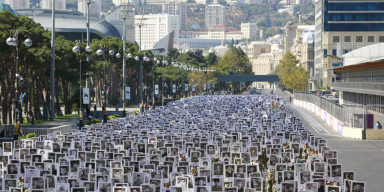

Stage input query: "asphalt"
[{"left": 272, "top": 89, "right": 384, "bottom": 192}]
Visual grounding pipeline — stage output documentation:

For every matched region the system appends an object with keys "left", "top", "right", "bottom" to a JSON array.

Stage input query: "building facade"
[
  {"left": 241, "top": 22, "right": 257, "bottom": 39},
  {"left": 205, "top": 4, "right": 225, "bottom": 28},
  {"left": 135, "top": 14, "right": 179, "bottom": 51},
  {"left": 290, "top": 25, "right": 315, "bottom": 90},
  {"left": 314, "top": 0, "right": 384, "bottom": 89},
  {"left": 334, "top": 43, "right": 384, "bottom": 121},
  {"left": 78, "top": 0, "right": 101, "bottom": 18},
  {"left": 162, "top": 1, "right": 187, "bottom": 30},
  {"left": 5, "top": 0, "right": 30, "bottom": 9},
  {"left": 40, "top": 0, "right": 67, "bottom": 10},
  {"left": 104, "top": 4, "right": 135, "bottom": 42}
]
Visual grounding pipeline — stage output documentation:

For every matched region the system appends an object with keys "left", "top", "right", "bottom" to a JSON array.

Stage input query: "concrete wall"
[{"left": 293, "top": 99, "right": 366, "bottom": 140}]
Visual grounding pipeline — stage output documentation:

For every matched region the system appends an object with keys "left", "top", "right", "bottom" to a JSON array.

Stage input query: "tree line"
[{"left": 0, "top": 11, "right": 253, "bottom": 124}]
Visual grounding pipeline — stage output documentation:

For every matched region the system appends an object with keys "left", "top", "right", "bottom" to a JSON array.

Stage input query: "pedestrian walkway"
[{"left": 273, "top": 89, "right": 384, "bottom": 192}]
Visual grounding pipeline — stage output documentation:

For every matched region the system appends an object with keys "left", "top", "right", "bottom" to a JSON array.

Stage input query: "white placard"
[
  {"left": 192, "top": 85, "right": 195, "bottom": 92},
  {"left": 125, "top": 87, "right": 131, "bottom": 100},
  {"left": 185, "top": 84, "right": 188, "bottom": 92},
  {"left": 155, "top": 84, "right": 159, "bottom": 95},
  {"left": 172, "top": 84, "right": 176, "bottom": 93},
  {"left": 203, "top": 84, "right": 206, "bottom": 91},
  {"left": 83, "top": 88, "right": 90, "bottom": 104}
]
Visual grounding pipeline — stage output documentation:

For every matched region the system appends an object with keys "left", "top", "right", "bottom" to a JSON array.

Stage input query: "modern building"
[
  {"left": 205, "top": 4, "right": 225, "bottom": 28},
  {"left": 113, "top": 0, "right": 129, "bottom": 6},
  {"left": 5, "top": 0, "right": 30, "bottom": 9},
  {"left": 104, "top": 4, "right": 135, "bottom": 42},
  {"left": 334, "top": 43, "right": 384, "bottom": 117},
  {"left": 0, "top": 0, "right": 16, "bottom": 13},
  {"left": 40, "top": 0, "right": 67, "bottom": 10},
  {"left": 16, "top": 9, "right": 120, "bottom": 40},
  {"left": 162, "top": 1, "right": 187, "bottom": 30},
  {"left": 78, "top": 0, "right": 101, "bottom": 18},
  {"left": 314, "top": 0, "right": 384, "bottom": 89},
  {"left": 135, "top": 14, "right": 179, "bottom": 51}
]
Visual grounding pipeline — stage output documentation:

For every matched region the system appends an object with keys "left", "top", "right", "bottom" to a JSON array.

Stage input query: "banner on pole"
[
  {"left": 155, "top": 84, "right": 159, "bottom": 95},
  {"left": 125, "top": 87, "right": 131, "bottom": 100},
  {"left": 208, "top": 84, "right": 210, "bottom": 90},
  {"left": 203, "top": 84, "right": 206, "bottom": 91},
  {"left": 83, "top": 88, "right": 90, "bottom": 104},
  {"left": 192, "top": 85, "right": 195, "bottom": 92},
  {"left": 185, "top": 84, "right": 188, "bottom": 92},
  {"left": 172, "top": 84, "right": 176, "bottom": 93}
]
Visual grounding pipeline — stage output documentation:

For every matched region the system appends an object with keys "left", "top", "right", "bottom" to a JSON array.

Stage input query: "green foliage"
[
  {"left": 276, "top": 52, "right": 308, "bottom": 91},
  {"left": 91, "top": 119, "right": 101, "bottom": 124},
  {"left": 113, "top": 114, "right": 120, "bottom": 117},
  {"left": 26, "top": 133, "right": 38, "bottom": 138}
]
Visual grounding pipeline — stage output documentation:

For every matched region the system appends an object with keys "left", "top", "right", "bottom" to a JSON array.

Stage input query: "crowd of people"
[{"left": 0, "top": 95, "right": 366, "bottom": 192}]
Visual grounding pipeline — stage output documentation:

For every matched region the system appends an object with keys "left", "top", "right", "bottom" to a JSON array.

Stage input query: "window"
[
  {"left": 261, "top": 48, "right": 265, "bottom": 53},
  {"left": 380, "top": 36, "right": 384, "bottom": 42},
  {"left": 356, "top": 36, "right": 363, "bottom": 42},
  {"left": 333, "top": 36, "right": 340, "bottom": 42},
  {"left": 323, "top": 49, "right": 327, "bottom": 58},
  {"left": 344, "top": 36, "right": 351, "bottom": 42},
  {"left": 332, "top": 49, "right": 337, "bottom": 56},
  {"left": 368, "top": 36, "right": 375, "bottom": 42}
]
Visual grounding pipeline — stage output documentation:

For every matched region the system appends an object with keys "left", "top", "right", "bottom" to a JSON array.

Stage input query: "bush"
[
  {"left": 113, "top": 114, "right": 120, "bottom": 117},
  {"left": 107, "top": 115, "right": 116, "bottom": 120},
  {"left": 26, "top": 133, "right": 38, "bottom": 138},
  {"left": 91, "top": 119, "right": 101, "bottom": 124}
]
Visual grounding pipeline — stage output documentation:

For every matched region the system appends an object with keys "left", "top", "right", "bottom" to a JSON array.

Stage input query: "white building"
[
  {"left": 162, "top": 1, "right": 187, "bottom": 30},
  {"left": 113, "top": 0, "right": 130, "bottom": 6},
  {"left": 135, "top": 14, "right": 179, "bottom": 51},
  {"left": 40, "top": 0, "right": 67, "bottom": 10},
  {"left": 78, "top": 0, "right": 101, "bottom": 18},
  {"left": 241, "top": 22, "right": 257, "bottom": 39},
  {"left": 5, "top": 0, "right": 29, "bottom": 9},
  {"left": 205, "top": 4, "right": 225, "bottom": 28}
]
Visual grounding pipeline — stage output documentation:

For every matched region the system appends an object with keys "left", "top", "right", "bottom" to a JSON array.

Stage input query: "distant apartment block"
[
  {"left": 241, "top": 22, "right": 257, "bottom": 39},
  {"left": 78, "top": 0, "right": 101, "bottom": 18},
  {"left": 315, "top": 0, "right": 384, "bottom": 89},
  {"left": 113, "top": 0, "right": 130, "bottom": 6},
  {"left": 5, "top": 0, "right": 30, "bottom": 9},
  {"left": 162, "top": 1, "right": 187, "bottom": 30},
  {"left": 40, "top": 0, "right": 67, "bottom": 10},
  {"left": 205, "top": 4, "right": 225, "bottom": 28},
  {"left": 135, "top": 14, "right": 179, "bottom": 51}
]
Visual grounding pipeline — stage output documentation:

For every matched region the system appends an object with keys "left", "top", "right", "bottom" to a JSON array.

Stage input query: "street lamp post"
[
  {"left": 161, "top": 60, "right": 168, "bottom": 106},
  {"left": 116, "top": 51, "right": 132, "bottom": 117},
  {"left": 96, "top": 46, "right": 114, "bottom": 123},
  {"left": 6, "top": 30, "right": 32, "bottom": 139},
  {"left": 135, "top": 55, "right": 149, "bottom": 111},
  {"left": 72, "top": 41, "right": 92, "bottom": 129}
]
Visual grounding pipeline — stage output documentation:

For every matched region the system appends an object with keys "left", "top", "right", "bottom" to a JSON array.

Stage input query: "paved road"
[{"left": 272, "top": 89, "right": 384, "bottom": 192}]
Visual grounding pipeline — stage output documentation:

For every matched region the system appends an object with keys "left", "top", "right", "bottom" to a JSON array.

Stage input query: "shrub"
[
  {"left": 26, "top": 133, "right": 38, "bottom": 138},
  {"left": 91, "top": 119, "right": 101, "bottom": 124},
  {"left": 113, "top": 114, "right": 120, "bottom": 117}
]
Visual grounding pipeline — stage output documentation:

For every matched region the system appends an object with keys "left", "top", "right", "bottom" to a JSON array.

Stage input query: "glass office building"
[{"left": 314, "top": 0, "right": 384, "bottom": 89}]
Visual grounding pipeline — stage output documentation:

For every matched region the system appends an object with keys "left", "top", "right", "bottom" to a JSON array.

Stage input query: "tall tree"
[{"left": 276, "top": 52, "right": 308, "bottom": 91}]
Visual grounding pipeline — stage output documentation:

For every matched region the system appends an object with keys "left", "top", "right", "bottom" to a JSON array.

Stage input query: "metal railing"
[
  {"left": 294, "top": 92, "right": 371, "bottom": 129},
  {"left": 333, "top": 82, "right": 384, "bottom": 91}
]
